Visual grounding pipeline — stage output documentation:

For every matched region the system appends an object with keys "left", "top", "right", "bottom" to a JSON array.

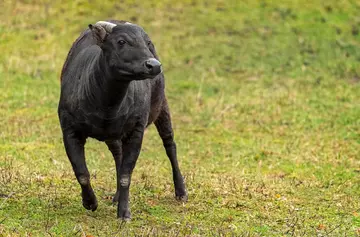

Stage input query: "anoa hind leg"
[
  {"left": 154, "top": 100, "right": 187, "bottom": 201},
  {"left": 105, "top": 140, "right": 122, "bottom": 203}
]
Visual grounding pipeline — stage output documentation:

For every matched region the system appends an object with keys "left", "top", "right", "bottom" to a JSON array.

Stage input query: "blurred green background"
[{"left": 0, "top": 0, "right": 360, "bottom": 236}]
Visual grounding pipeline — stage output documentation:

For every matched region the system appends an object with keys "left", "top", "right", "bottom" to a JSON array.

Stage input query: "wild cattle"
[{"left": 58, "top": 20, "right": 187, "bottom": 220}]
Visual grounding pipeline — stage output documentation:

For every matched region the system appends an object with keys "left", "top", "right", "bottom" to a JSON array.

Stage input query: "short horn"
[{"left": 94, "top": 21, "right": 117, "bottom": 33}]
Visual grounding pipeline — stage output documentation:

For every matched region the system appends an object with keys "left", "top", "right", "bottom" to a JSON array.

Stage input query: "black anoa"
[{"left": 58, "top": 20, "right": 187, "bottom": 220}]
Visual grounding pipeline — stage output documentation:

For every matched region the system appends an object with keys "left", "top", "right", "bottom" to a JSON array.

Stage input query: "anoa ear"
[
  {"left": 89, "top": 24, "right": 107, "bottom": 45},
  {"left": 88, "top": 21, "right": 117, "bottom": 45}
]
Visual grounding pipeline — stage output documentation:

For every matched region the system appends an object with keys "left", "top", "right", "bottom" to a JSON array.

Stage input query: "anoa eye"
[
  {"left": 118, "top": 40, "right": 126, "bottom": 45},
  {"left": 147, "top": 41, "right": 151, "bottom": 46}
]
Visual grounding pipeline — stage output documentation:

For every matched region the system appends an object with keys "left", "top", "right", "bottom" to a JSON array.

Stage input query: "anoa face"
[{"left": 102, "top": 23, "right": 162, "bottom": 80}]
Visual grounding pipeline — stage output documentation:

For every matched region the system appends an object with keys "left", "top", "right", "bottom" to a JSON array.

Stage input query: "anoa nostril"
[
  {"left": 145, "top": 61, "right": 153, "bottom": 70},
  {"left": 144, "top": 58, "right": 162, "bottom": 74}
]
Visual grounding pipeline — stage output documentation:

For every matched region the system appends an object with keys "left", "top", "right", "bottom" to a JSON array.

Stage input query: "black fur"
[{"left": 58, "top": 20, "right": 187, "bottom": 220}]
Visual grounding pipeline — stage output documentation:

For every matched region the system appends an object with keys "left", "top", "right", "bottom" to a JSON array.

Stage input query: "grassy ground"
[{"left": 0, "top": 0, "right": 360, "bottom": 236}]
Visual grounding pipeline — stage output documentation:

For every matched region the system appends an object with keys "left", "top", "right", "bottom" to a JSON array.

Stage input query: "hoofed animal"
[{"left": 58, "top": 20, "right": 187, "bottom": 220}]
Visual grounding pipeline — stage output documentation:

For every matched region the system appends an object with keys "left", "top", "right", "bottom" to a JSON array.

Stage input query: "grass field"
[{"left": 1, "top": 0, "right": 360, "bottom": 236}]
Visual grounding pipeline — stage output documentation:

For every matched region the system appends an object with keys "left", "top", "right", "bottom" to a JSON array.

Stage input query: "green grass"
[{"left": 1, "top": 0, "right": 360, "bottom": 236}]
